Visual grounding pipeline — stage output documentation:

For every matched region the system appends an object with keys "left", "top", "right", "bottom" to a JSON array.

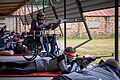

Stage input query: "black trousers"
[{"left": 0, "top": 61, "right": 37, "bottom": 74}]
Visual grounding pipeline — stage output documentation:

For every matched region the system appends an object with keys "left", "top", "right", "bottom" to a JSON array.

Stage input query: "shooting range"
[{"left": 0, "top": 0, "right": 119, "bottom": 80}]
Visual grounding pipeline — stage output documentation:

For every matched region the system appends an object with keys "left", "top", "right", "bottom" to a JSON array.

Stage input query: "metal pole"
[
  {"left": 33, "top": 0, "right": 40, "bottom": 13},
  {"left": 31, "top": 0, "right": 33, "bottom": 19},
  {"left": 24, "top": 1, "right": 26, "bottom": 32},
  {"left": 19, "top": 15, "right": 21, "bottom": 33},
  {"left": 75, "top": 0, "right": 92, "bottom": 40},
  {"left": 49, "top": 0, "right": 58, "bottom": 19},
  {"left": 64, "top": 0, "right": 66, "bottom": 49},
  {"left": 21, "top": 8, "right": 29, "bottom": 30},
  {"left": 19, "top": 9, "right": 26, "bottom": 31},
  {"left": 49, "top": 0, "right": 63, "bottom": 37},
  {"left": 115, "top": 0, "right": 119, "bottom": 62},
  {"left": 74, "top": 0, "right": 92, "bottom": 49},
  {"left": 19, "top": 16, "right": 25, "bottom": 26},
  {"left": 16, "top": 17, "right": 18, "bottom": 33},
  {"left": 12, "top": 15, "right": 15, "bottom": 31},
  {"left": 43, "top": 0, "right": 45, "bottom": 13},
  {"left": 26, "top": 4, "right": 33, "bottom": 19}
]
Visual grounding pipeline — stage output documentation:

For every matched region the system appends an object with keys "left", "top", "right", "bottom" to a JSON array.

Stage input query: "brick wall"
[{"left": 57, "top": 16, "right": 120, "bottom": 37}]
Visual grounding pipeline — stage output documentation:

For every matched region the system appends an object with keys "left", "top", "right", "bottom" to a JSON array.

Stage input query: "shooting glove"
[{"left": 57, "top": 55, "right": 65, "bottom": 63}]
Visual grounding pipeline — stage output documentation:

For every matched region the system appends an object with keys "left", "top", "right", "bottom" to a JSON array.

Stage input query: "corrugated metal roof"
[
  {"left": 83, "top": 7, "right": 120, "bottom": 16},
  {"left": 0, "top": 0, "right": 30, "bottom": 16},
  {"left": 21, "top": 0, "right": 120, "bottom": 23},
  {"left": 12, "top": 5, "right": 47, "bottom": 16},
  {"left": 12, "top": 6, "right": 40, "bottom": 16},
  {"left": 43, "top": 0, "right": 119, "bottom": 22}
]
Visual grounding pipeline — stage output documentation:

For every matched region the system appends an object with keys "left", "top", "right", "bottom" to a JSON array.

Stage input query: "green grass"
[{"left": 58, "top": 38, "right": 120, "bottom": 61}]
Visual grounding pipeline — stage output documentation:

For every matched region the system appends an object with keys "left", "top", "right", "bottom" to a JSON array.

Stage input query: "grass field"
[{"left": 58, "top": 38, "right": 120, "bottom": 60}]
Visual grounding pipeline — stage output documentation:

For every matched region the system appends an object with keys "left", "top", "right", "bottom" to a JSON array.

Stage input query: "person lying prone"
[
  {"left": 52, "top": 58, "right": 120, "bottom": 80},
  {"left": 0, "top": 47, "right": 77, "bottom": 74}
]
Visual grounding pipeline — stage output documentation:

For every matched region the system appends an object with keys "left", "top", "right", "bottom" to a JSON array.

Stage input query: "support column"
[
  {"left": 16, "top": 17, "right": 18, "bottom": 33},
  {"left": 64, "top": 0, "right": 66, "bottom": 49},
  {"left": 115, "top": 0, "right": 119, "bottom": 62}
]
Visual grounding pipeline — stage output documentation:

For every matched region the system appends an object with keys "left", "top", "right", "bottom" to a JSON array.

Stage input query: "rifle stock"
[
  {"left": 73, "top": 53, "right": 114, "bottom": 67},
  {"left": 71, "top": 53, "right": 114, "bottom": 70}
]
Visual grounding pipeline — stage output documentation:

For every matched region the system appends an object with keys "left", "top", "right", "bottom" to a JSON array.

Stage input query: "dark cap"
[
  {"left": 105, "top": 58, "right": 119, "bottom": 68},
  {"left": 37, "top": 12, "right": 44, "bottom": 17},
  {"left": 64, "top": 47, "right": 76, "bottom": 57}
]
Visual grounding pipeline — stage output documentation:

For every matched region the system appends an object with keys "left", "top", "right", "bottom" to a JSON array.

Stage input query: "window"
[
  {"left": 60, "top": 23, "right": 72, "bottom": 28},
  {"left": 87, "top": 21, "right": 100, "bottom": 28}
]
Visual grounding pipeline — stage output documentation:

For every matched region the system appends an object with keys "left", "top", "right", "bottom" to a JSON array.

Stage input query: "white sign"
[{"left": 87, "top": 21, "right": 100, "bottom": 28}]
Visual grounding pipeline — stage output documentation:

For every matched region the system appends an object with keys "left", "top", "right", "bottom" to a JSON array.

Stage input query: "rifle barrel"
[{"left": 95, "top": 53, "right": 114, "bottom": 59}]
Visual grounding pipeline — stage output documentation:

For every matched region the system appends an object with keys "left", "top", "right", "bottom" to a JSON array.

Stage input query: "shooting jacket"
[
  {"left": 53, "top": 66, "right": 120, "bottom": 80},
  {"left": 31, "top": 19, "right": 46, "bottom": 31},
  {"left": 35, "top": 55, "right": 76, "bottom": 72}
]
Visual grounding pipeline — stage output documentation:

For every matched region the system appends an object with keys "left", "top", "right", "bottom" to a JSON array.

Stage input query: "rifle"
[{"left": 71, "top": 53, "right": 114, "bottom": 70}]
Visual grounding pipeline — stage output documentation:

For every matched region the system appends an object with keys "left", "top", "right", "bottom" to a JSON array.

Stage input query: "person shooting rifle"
[
  {"left": 29, "top": 12, "right": 62, "bottom": 58},
  {"left": 52, "top": 53, "right": 120, "bottom": 80},
  {"left": 30, "top": 12, "right": 61, "bottom": 33},
  {"left": 0, "top": 47, "right": 77, "bottom": 74},
  {"left": 69, "top": 53, "right": 114, "bottom": 71}
]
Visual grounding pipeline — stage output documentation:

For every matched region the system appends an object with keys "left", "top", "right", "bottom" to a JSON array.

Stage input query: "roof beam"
[
  {"left": 0, "top": 0, "right": 30, "bottom": 4},
  {"left": 10, "top": 0, "right": 30, "bottom": 15},
  {"left": 0, "top": 13, "right": 9, "bottom": 16},
  {"left": 0, "top": 5, "right": 17, "bottom": 7},
  {"left": 11, "top": 0, "right": 31, "bottom": 13},
  {"left": 0, "top": 1, "right": 25, "bottom": 4},
  {"left": 0, "top": 7, "right": 16, "bottom": 9},
  {"left": 0, "top": 10, "right": 11, "bottom": 13},
  {"left": 0, "top": 0, "right": 25, "bottom": 5}
]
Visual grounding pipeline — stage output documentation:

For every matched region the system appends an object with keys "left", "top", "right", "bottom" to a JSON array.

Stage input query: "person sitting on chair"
[
  {"left": 30, "top": 12, "right": 47, "bottom": 50},
  {"left": 29, "top": 12, "right": 61, "bottom": 58},
  {"left": 0, "top": 47, "right": 77, "bottom": 74},
  {"left": 52, "top": 58, "right": 120, "bottom": 80}
]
